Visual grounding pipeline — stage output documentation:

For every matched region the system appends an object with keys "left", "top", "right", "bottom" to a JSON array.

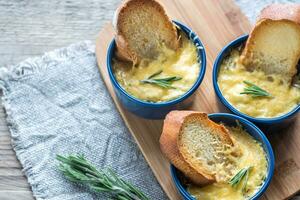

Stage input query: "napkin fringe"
[
  {"left": 0, "top": 41, "right": 95, "bottom": 83},
  {"left": 0, "top": 41, "right": 95, "bottom": 199},
  {"left": 1, "top": 94, "right": 46, "bottom": 198}
]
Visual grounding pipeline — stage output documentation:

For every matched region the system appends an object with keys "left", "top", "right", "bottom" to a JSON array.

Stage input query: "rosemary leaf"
[
  {"left": 240, "top": 81, "right": 272, "bottom": 97},
  {"left": 147, "top": 70, "right": 163, "bottom": 79},
  {"left": 57, "top": 154, "right": 149, "bottom": 200},
  {"left": 141, "top": 70, "right": 182, "bottom": 89},
  {"left": 229, "top": 166, "right": 252, "bottom": 193}
]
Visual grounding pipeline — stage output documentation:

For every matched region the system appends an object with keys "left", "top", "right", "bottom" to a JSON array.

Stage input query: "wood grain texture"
[
  {"left": 0, "top": 0, "right": 121, "bottom": 68},
  {"left": 96, "top": 0, "right": 300, "bottom": 200},
  {"left": 0, "top": 0, "right": 299, "bottom": 199},
  {"left": 0, "top": 0, "right": 122, "bottom": 199}
]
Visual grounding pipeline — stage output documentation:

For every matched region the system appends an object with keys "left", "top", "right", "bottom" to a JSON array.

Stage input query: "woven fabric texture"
[{"left": 0, "top": 41, "right": 166, "bottom": 200}]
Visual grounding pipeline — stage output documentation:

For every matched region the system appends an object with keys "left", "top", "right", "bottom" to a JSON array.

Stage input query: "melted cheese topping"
[
  {"left": 112, "top": 33, "right": 199, "bottom": 102},
  {"left": 188, "top": 125, "right": 268, "bottom": 200},
  {"left": 218, "top": 49, "right": 300, "bottom": 118}
]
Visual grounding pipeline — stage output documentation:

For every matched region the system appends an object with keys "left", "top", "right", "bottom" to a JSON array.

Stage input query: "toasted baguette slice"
[
  {"left": 159, "top": 111, "right": 234, "bottom": 185},
  {"left": 114, "top": 0, "right": 179, "bottom": 64},
  {"left": 240, "top": 4, "right": 300, "bottom": 83}
]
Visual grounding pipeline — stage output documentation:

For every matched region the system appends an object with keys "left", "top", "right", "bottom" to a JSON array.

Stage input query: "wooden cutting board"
[{"left": 95, "top": 0, "right": 300, "bottom": 199}]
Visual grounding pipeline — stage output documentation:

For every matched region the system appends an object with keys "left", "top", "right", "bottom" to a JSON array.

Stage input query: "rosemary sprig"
[
  {"left": 229, "top": 166, "right": 252, "bottom": 193},
  {"left": 240, "top": 81, "right": 272, "bottom": 97},
  {"left": 140, "top": 70, "right": 182, "bottom": 89},
  {"left": 56, "top": 154, "right": 149, "bottom": 200},
  {"left": 147, "top": 70, "right": 163, "bottom": 79}
]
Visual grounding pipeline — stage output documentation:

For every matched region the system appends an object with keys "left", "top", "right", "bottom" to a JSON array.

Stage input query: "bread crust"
[
  {"left": 160, "top": 111, "right": 233, "bottom": 185},
  {"left": 114, "top": 0, "right": 179, "bottom": 64},
  {"left": 258, "top": 3, "right": 300, "bottom": 23},
  {"left": 240, "top": 4, "right": 300, "bottom": 80},
  {"left": 160, "top": 111, "right": 214, "bottom": 185}
]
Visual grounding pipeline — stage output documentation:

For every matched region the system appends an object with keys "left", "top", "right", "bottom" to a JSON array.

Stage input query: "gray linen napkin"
[{"left": 0, "top": 41, "right": 166, "bottom": 200}]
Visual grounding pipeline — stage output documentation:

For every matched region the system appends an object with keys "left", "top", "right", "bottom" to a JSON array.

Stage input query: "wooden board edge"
[{"left": 95, "top": 22, "right": 180, "bottom": 199}]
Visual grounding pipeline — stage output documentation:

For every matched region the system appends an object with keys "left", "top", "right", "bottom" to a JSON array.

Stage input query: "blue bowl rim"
[
  {"left": 170, "top": 113, "right": 275, "bottom": 200},
  {"left": 106, "top": 20, "right": 206, "bottom": 108},
  {"left": 212, "top": 34, "right": 300, "bottom": 124}
]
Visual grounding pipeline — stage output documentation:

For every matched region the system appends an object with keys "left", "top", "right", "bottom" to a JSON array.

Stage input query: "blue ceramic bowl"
[
  {"left": 107, "top": 21, "right": 206, "bottom": 119},
  {"left": 170, "top": 113, "right": 275, "bottom": 200},
  {"left": 213, "top": 35, "right": 300, "bottom": 126}
]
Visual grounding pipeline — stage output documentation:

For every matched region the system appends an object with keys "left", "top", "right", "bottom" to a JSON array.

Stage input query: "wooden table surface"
[
  {"left": 0, "top": 0, "right": 299, "bottom": 200},
  {"left": 0, "top": 0, "right": 121, "bottom": 199}
]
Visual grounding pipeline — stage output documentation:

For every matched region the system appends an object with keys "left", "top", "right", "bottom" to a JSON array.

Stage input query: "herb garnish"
[
  {"left": 240, "top": 81, "right": 272, "bottom": 97},
  {"left": 57, "top": 154, "right": 149, "bottom": 200},
  {"left": 140, "top": 70, "right": 182, "bottom": 89},
  {"left": 229, "top": 166, "right": 252, "bottom": 193}
]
